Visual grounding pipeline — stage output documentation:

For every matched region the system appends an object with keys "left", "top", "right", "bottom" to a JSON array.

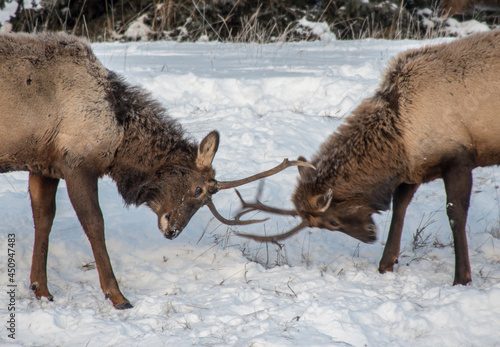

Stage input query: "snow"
[
  {"left": 0, "top": 2, "right": 17, "bottom": 25},
  {"left": 124, "top": 15, "right": 153, "bottom": 41},
  {"left": 417, "top": 8, "right": 492, "bottom": 38},
  {"left": 1, "top": 36, "right": 500, "bottom": 346},
  {"left": 0, "top": 0, "right": 40, "bottom": 26},
  {"left": 444, "top": 18, "right": 491, "bottom": 37},
  {"left": 297, "top": 18, "right": 336, "bottom": 42}
]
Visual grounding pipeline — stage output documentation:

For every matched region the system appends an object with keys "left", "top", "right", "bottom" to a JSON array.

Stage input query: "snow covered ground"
[{"left": 1, "top": 36, "right": 500, "bottom": 346}]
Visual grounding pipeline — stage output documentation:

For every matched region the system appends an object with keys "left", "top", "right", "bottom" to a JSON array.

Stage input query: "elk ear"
[
  {"left": 311, "top": 189, "right": 333, "bottom": 212},
  {"left": 319, "top": 189, "right": 334, "bottom": 212},
  {"left": 197, "top": 131, "right": 220, "bottom": 169},
  {"left": 298, "top": 156, "right": 316, "bottom": 182}
]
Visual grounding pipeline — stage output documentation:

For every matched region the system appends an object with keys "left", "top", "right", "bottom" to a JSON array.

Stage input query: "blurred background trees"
[{"left": 1, "top": 0, "right": 499, "bottom": 41}]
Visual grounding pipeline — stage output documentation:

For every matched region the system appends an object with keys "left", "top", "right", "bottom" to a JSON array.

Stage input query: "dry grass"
[{"left": 3, "top": 0, "right": 473, "bottom": 42}]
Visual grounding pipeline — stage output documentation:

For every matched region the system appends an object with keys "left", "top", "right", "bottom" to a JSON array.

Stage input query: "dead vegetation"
[{"left": 1, "top": 0, "right": 499, "bottom": 42}]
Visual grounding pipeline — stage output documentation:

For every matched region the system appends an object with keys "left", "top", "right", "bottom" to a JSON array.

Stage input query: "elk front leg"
[
  {"left": 65, "top": 171, "right": 132, "bottom": 309},
  {"left": 29, "top": 173, "right": 59, "bottom": 301},
  {"left": 443, "top": 164, "right": 472, "bottom": 286},
  {"left": 379, "top": 183, "right": 419, "bottom": 274}
]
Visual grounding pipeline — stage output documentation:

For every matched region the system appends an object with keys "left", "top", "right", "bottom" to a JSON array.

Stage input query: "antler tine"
[
  {"left": 234, "top": 220, "right": 309, "bottom": 244},
  {"left": 206, "top": 200, "right": 269, "bottom": 226},
  {"left": 217, "top": 158, "right": 315, "bottom": 190},
  {"left": 234, "top": 186, "right": 298, "bottom": 222},
  {"left": 235, "top": 179, "right": 266, "bottom": 217},
  {"left": 233, "top": 188, "right": 260, "bottom": 221}
]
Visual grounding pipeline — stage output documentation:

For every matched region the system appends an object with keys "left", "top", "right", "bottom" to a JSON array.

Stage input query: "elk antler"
[
  {"left": 234, "top": 183, "right": 298, "bottom": 221},
  {"left": 206, "top": 160, "right": 313, "bottom": 227},
  {"left": 206, "top": 200, "right": 269, "bottom": 226},
  {"left": 216, "top": 159, "right": 315, "bottom": 190},
  {"left": 234, "top": 220, "right": 310, "bottom": 244},
  {"left": 212, "top": 159, "right": 314, "bottom": 238},
  {"left": 231, "top": 181, "right": 309, "bottom": 243}
]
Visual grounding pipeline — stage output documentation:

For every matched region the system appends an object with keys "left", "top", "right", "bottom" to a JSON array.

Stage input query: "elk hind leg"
[
  {"left": 443, "top": 163, "right": 472, "bottom": 285},
  {"left": 29, "top": 173, "right": 59, "bottom": 300}
]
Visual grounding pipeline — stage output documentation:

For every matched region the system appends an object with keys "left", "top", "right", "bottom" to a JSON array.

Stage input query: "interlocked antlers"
[
  {"left": 235, "top": 183, "right": 298, "bottom": 219},
  {"left": 232, "top": 181, "right": 310, "bottom": 243},
  {"left": 209, "top": 159, "right": 314, "bottom": 226}
]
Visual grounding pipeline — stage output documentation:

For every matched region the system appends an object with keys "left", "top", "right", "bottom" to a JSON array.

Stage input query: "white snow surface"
[
  {"left": 0, "top": 1, "right": 40, "bottom": 26},
  {"left": 1, "top": 38, "right": 500, "bottom": 346}
]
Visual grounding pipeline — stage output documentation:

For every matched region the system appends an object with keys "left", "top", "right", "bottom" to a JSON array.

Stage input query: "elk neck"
[
  {"left": 105, "top": 71, "right": 197, "bottom": 206},
  {"left": 311, "top": 95, "right": 409, "bottom": 212}
]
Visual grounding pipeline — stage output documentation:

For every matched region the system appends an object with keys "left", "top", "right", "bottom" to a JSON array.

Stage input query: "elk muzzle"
[
  {"left": 158, "top": 213, "right": 182, "bottom": 240},
  {"left": 163, "top": 229, "right": 181, "bottom": 240}
]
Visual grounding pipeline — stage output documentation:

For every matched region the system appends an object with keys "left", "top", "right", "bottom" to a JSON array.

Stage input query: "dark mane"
[
  {"left": 106, "top": 71, "right": 198, "bottom": 205},
  {"left": 310, "top": 95, "right": 407, "bottom": 208}
]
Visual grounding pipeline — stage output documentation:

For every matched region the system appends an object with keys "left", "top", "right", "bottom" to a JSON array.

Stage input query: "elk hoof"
[
  {"left": 453, "top": 277, "right": 472, "bottom": 286},
  {"left": 105, "top": 292, "right": 133, "bottom": 309},
  {"left": 379, "top": 256, "right": 399, "bottom": 274},
  {"left": 114, "top": 301, "right": 134, "bottom": 310},
  {"left": 378, "top": 262, "right": 395, "bottom": 274},
  {"left": 31, "top": 282, "right": 54, "bottom": 301}
]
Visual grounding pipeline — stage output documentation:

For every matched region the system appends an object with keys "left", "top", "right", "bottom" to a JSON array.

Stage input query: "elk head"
[
  {"left": 146, "top": 131, "right": 315, "bottom": 240},
  {"left": 235, "top": 157, "right": 378, "bottom": 244},
  {"left": 292, "top": 159, "right": 378, "bottom": 243}
]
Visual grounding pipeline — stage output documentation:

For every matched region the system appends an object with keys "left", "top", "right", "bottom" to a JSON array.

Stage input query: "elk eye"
[
  {"left": 330, "top": 220, "right": 339, "bottom": 227},
  {"left": 194, "top": 187, "right": 203, "bottom": 198}
]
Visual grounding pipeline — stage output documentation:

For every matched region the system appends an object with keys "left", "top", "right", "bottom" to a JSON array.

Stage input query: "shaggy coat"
[
  {"left": 0, "top": 33, "right": 221, "bottom": 308},
  {"left": 292, "top": 30, "right": 500, "bottom": 286}
]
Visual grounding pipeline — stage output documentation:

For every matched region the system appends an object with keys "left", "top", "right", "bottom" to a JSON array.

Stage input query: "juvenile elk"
[
  {"left": 237, "top": 30, "right": 500, "bottom": 286},
  {"left": 0, "top": 33, "right": 310, "bottom": 309}
]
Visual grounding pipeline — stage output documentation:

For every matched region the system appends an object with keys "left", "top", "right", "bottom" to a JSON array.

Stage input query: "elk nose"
[{"left": 164, "top": 229, "right": 181, "bottom": 240}]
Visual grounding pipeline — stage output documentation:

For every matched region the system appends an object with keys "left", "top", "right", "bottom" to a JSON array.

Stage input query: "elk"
[
  {"left": 0, "top": 33, "right": 311, "bottom": 309},
  {"left": 236, "top": 30, "right": 500, "bottom": 286}
]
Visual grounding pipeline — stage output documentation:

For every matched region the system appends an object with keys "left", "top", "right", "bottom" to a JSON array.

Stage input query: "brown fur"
[
  {"left": 293, "top": 30, "right": 500, "bottom": 286},
  {"left": 0, "top": 33, "right": 222, "bottom": 308},
  {"left": 439, "top": 0, "right": 500, "bottom": 16}
]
